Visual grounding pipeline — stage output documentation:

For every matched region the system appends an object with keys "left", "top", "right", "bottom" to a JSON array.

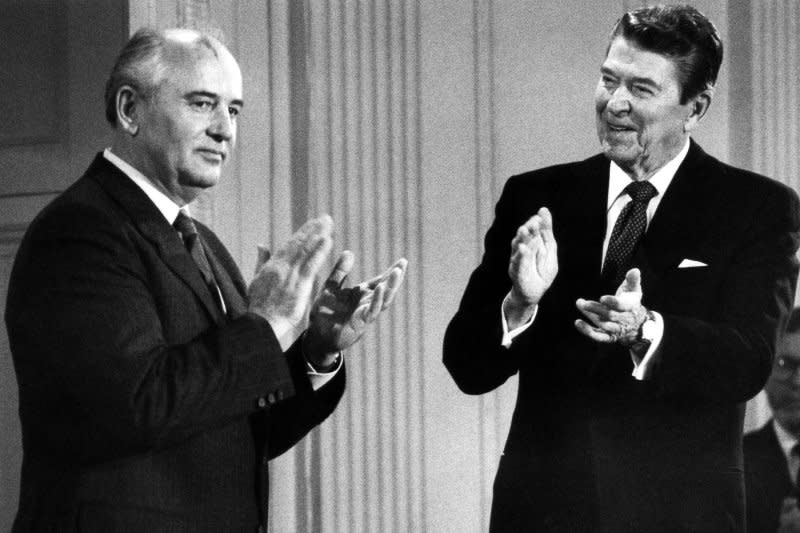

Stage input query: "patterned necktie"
[
  {"left": 601, "top": 180, "right": 658, "bottom": 289},
  {"left": 173, "top": 210, "right": 223, "bottom": 309}
]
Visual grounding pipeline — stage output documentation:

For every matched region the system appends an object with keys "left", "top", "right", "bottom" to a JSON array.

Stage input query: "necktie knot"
[
  {"left": 624, "top": 180, "right": 658, "bottom": 204},
  {"left": 174, "top": 210, "right": 198, "bottom": 247}
]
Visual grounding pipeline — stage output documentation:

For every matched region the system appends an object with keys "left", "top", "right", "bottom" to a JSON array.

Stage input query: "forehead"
[
  {"left": 602, "top": 37, "right": 679, "bottom": 86},
  {"left": 158, "top": 41, "right": 243, "bottom": 99}
]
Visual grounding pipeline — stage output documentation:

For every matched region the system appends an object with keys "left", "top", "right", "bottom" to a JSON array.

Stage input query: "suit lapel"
[
  {"left": 556, "top": 154, "right": 610, "bottom": 299},
  {"left": 635, "top": 140, "right": 713, "bottom": 302},
  {"left": 199, "top": 225, "right": 248, "bottom": 318},
  {"left": 86, "top": 154, "right": 224, "bottom": 321}
]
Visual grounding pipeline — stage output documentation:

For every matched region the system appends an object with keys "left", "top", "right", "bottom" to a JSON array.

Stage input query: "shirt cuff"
[
  {"left": 630, "top": 310, "right": 664, "bottom": 381},
  {"left": 306, "top": 352, "right": 343, "bottom": 390},
  {"left": 266, "top": 316, "right": 303, "bottom": 352},
  {"left": 500, "top": 293, "right": 538, "bottom": 348}
]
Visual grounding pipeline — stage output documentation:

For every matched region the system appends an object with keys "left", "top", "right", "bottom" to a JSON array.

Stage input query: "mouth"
[
  {"left": 606, "top": 123, "right": 636, "bottom": 133},
  {"left": 197, "top": 149, "right": 226, "bottom": 163}
]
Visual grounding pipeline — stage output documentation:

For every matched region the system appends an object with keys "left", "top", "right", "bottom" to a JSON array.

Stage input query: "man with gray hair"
[{"left": 6, "top": 27, "right": 406, "bottom": 532}]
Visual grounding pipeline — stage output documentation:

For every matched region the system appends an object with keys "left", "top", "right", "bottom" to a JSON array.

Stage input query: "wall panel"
[{"left": 299, "top": 1, "right": 427, "bottom": 531}]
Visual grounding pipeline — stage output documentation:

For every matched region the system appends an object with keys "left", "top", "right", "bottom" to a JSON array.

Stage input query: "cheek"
[{"left": 593, "top": 85, "right": 608, "bottom": 109}]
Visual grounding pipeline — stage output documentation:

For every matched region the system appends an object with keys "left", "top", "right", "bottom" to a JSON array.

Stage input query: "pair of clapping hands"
[
  {"left": 504, "top": 207, "right": 647, "bottom": 345},
  {"left": 248, "top": 215, "right": 407, "bottom": 369}
]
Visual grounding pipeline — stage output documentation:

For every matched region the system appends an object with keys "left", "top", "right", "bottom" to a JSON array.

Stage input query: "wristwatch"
[{"left": 631, "top": 309, "right": 657, "bottom": 355}]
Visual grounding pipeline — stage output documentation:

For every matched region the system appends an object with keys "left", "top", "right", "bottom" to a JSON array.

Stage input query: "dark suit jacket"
[
  {"left": 744, "top": 420, "right": 794, "bottom": 533},
  {"left": 5, "top": 155, "right": 346, "bottom": 532},
  {"left": 444, "top": 141, "right": 800, "bottom": 533}
]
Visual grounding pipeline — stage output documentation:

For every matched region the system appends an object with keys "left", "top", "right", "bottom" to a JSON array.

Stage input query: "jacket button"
[
  {"left": 257, "top": 397, "right": 267, "bottom": 409},
  {"left": 267, "top": 393, "right": 276, "bottom": 405}
]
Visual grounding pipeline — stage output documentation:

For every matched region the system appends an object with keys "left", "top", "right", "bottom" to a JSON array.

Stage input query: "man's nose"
[
  {"left": 606, "top": 87, "right": 632, "bottom": 114},
  {"left": 208, "top": 107, "right": 234, "bottom": 142}
]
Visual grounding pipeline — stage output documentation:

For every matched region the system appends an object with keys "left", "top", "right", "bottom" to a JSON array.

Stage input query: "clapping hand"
[
  {"left": 248, "top": 215, "right": 334, "bottom": 347},
  {"left": 303, "top": 253, "right": 408, "bottom": 368},
  {"left": 504, "top": 207, "right": 558, "bottom": 328},
  {"left": 575, "top": 268, "right": 647, "bottom": 346}
]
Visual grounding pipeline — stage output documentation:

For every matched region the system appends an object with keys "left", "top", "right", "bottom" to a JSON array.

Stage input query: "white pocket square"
[{"left": 678, "top": 258, "right": 708, "bottom": 268}]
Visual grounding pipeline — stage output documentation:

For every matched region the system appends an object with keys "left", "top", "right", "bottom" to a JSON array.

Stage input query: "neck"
[{"left": 618, "top": 137, "right": 689, "bottom": 182}]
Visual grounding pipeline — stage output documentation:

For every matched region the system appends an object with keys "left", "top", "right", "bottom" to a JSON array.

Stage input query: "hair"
[
  {"left": 104, "top": 27, "right": 223, "bottom": 126},
  {"left": 608, "top": 4, "right": 723, "bottom": 104}
]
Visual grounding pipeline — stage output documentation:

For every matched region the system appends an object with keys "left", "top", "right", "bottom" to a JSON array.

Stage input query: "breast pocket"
[{"left": 659, "top": 266, "right": 719, "bottom": 318}]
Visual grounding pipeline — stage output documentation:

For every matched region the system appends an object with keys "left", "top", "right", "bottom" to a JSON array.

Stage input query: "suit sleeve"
[
  {"left": 5, "top": 203, "right": 337, "bottom": 463},
  {"left": 650, "top": 183, "right": 800, "bottom": 403},
  {"left": 443, "top": 176, "right": 543, "bottom": 394}
]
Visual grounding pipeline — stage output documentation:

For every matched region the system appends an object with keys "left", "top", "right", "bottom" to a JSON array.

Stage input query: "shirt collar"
[
  {"left": 103, "top": 148, "right": 185, "bottom": 224},
  {"left": 607, "top": 137, "right": 691, "bottom": 209},
  {"left": 773, "top": 418, "right": 799, "bottom": 461}
]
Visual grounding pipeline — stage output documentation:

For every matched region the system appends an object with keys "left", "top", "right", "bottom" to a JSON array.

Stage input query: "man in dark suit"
[
  {"left": 5, "top": 28, "right": 406, "bottom": 532},
  {"left": 444, "top": 5, "right": 800, "bottom": 532},
  {"left": 745, "top": 308, "right": 800, "bottom": 533}
]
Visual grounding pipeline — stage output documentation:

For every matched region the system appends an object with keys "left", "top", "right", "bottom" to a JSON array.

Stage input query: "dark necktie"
[
  {"left": 601, "top": 180, "right": 658, "bottom": 289},
  {"left": 173, "top": 210, "right": 223, "bottom": 309}
]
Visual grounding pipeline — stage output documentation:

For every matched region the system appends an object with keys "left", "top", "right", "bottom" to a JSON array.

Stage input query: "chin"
[
  {"left": 603, "top": 144, "right": 639, "bottom": 167},
  {"left": 182, "top": 172, "right": 221, "bottom": 190}
]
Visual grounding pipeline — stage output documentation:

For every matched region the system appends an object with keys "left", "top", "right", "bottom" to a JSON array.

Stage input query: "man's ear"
[
  {"left": 684, "top": 89, "right": 713, "bottom": 133},
  {"left": 116, "top": 85, "right": 141, "bottom": 136}
]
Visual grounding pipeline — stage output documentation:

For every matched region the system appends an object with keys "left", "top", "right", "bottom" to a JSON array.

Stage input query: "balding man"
[{"left": 6, "top": 28, "right": 406, "bottom": 532}]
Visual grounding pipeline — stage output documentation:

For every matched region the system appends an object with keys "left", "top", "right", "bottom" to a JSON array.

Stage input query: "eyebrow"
[
  {"left": 185, "top": 90, "right": 245, "bottom": 108},
  {"left": 600, "top": 66, "right": 660, "bottom": 89}
]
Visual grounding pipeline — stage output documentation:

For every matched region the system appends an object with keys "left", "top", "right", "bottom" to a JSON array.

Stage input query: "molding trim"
[
  {"left": 295, "top": 1, "right": 426, "bottom": 531},
  {"left": 751, "top": 1, "right": 800, "bottom": 193}
]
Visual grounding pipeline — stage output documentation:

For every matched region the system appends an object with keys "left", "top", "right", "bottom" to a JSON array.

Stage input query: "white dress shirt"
[
  {"left": 501, "top": 138, "right": 691, "bottom": 381},
  {"left": 773, "top": 419, "right": 800, "bottom": 484}
]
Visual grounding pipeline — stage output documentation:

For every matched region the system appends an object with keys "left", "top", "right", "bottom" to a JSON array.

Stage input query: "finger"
[
  {"left": 379, "top": 263, "right": 407, "bottom": 309},
  {"left": 362, "top": 257, "right": 408, "bottom": 290},
  {"left": 576, "top": 298, "right": 612, "bottom": 321},
  {"left": 279, "top": 215, "right": 332, "bottom": 263},
  {"left": 296, "top": 214, "right": 334, "bottom": 246},
  {"left": 255, "top": 245, "right": 271, "bottom": 273},
  {"left": 537, "top": 207, "right": 557, "bottom": 250},
  {"left": 299, "top": 234, "right": 333, "bottom": 277},
  {"left": 515, "top": 214, "right": 544, "bottom": 243},
  {"left": 574, "top": 319, "right": 616, "bottom": 343},
  {"left": 325, "top": 250, "right": 355, "bottom": 289},
  {"left": 364, "top": 282, "right": 386, "bottom": 323},
  {"left": 514, "top": 223, "right": 535, "bottom": 245}
]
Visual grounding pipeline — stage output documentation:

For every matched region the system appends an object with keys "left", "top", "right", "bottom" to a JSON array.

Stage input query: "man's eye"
[
  {"left": 632, "top": 85, "right": 653, "bottom": 96},
  {"left": 228, "top": 107, "right": 240, "bottom": 118},
  {"left": 192, "top": 100, "right": 214, "bottom": 110}
]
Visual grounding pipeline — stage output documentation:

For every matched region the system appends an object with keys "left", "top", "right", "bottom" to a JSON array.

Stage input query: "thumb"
[
  {"left": 254, "top": 245, "right": 271, "bottom": 274},
  {"left": 325, "top": 250, "right": 355, "bottom": 289},
  {"left": 621, "top": 268, "right": 641, "bottom": 293}
]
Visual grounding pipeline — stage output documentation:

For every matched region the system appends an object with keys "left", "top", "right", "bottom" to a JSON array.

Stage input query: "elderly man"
[
  {"left": 6, "top": 28, "right": 406, "bottom": 532},
  {"left": 444, "top": 5, "right": 800, "bottom": 532},
  {"left": 745, "top": 308, "right": 800, "bottom": 533}
]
